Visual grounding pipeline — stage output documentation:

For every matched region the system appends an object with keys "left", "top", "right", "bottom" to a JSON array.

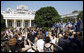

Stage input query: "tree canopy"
[
  {"left": 1, "top": 14, "right": 6, "bottom": 31},
  {"left": 34, "top": 6, "right": 60, "bottom": 27},
  {"left": 72, "top": 10, "right": 78, "bottom": 13},
  {"left": 77, "top": 10, "right": 83, "bottom": 21},
  {"left": 1, "top": 14, "right": 5, "bottom": 24}
]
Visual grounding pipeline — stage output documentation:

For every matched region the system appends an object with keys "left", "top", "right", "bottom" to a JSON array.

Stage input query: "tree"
[
  {"left": 34, "top": 6, "right": 60, "bottom": 27},
  {"left": 72, "top": 10, "right": 78, "bottom": 13},
  {"left": 62, "top": 16, "right": 70, "bottom": 22},
  {"left": 77, "top": 10, "right": 83, "bottom": 21},
  {"left": 1, "top": 14, "right": 6, "bottom": 31},
  {"left": 1, "top": 14, "right": 5, "bottom": 23}
]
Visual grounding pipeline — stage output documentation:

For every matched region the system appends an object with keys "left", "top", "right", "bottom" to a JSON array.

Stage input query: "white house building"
[
  {"left": 61, "top": 13, "right": 79, "bottom": 19},
  {"left": 1, "top": 5, "right": 36, "bottom": 28}
]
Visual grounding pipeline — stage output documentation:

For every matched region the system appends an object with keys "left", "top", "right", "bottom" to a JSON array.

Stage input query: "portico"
[
  {"left": 1, "top": 5, "right": 35, "bottom": 28},
  {"left": 5, "top": 19, "right": 31, "bottom": 28}
]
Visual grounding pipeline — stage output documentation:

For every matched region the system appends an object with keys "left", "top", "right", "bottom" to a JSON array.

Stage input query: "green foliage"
[
  {"left": 34, "top": 6, "right": 60, "bottom": 27},
  {"left": 42, "top": 27, "right": 51, "bottom": 31},
  {"left": 62, "top": 16, "right": 75, "bottom": 22},
  {"left": 1, "top": 14, "right": 6, "bottom": 31},
  {"left": 1, "top": 14, "right": 5, "bottom": 24},
  {"left": 72, "top": 10, "right": 78, "bottom": 13},
  {"left": 77, "top": 10, "right": 83, "bottom": 21}
]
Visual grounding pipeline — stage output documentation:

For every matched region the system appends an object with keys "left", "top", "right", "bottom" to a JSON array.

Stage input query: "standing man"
[
  {"left": 74, "top": 19, "right": 78, "bottom": 32},
  {"left": 77, "top": 18, "right": 82, "bottom": 32},
  {"left": 45, "top": 29, "right": 48, "bottom": 37}
]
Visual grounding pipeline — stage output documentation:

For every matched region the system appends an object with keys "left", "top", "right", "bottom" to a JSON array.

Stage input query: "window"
[
  {"left": 17, "top": 21, "right": 21, "bottom": 27},
  {"left": 8, "top": 20, "right": 12, "bottom": 27},
  {"left": 25, "top": 21, "right": 28, "bottom": 27}
]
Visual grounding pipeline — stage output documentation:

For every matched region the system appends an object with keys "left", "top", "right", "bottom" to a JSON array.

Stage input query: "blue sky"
[{"left": 1, "top": 1, "right": 83, "bottom": 15}]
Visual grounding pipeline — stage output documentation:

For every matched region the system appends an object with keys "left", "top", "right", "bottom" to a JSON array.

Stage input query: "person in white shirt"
[
  {"left": 63, "top": 22, "right": 66, "bottom": 32},
  {"left": 6, "top": 29, "right": 9, "bottom": 35},
  {"left": 36, "top": 38, "right": 44, "bottom": 52},
  {"left": 22, "top": 32, "right": 26, "bottom": 41},
  {"left": 50, "top": 33, "right": 56, "bottom": 45},
  {"left": 18, "top": 32, "right": 22, "bottom": 41},
  {"left": 10, "top": 32, "right": 13, "bottom": 38}
]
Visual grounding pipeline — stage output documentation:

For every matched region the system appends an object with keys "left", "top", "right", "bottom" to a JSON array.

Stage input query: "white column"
[
  {"left": 29, "top": 20, "right": 31, "bottom": 27},
  {"left": 14, "top": 19, "right": 16, "bottom": 28},
  {"left": 5, "top": 19, "right": 8, "bottom": 28},
  {"left": 22, "top": 19, "right": 24, "bottom": 28}
]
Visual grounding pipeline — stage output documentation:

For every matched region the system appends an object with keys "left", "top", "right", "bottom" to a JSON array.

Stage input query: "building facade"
[
  {"left": 61, "top": 13, "right": 79, "bottom": 19},
  {"left": 1, "top": 5, "right": 36, "bottom": 28}
]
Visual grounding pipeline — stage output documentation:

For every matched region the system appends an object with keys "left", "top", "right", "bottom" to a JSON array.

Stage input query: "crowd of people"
[{"left": 1, "top": 18, "right": 83, "bottom": 52}]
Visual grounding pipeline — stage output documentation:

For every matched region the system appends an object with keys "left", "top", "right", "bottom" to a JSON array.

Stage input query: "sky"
[{"left": 1, "top": 1, "right": 83, "bottom": 15}]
